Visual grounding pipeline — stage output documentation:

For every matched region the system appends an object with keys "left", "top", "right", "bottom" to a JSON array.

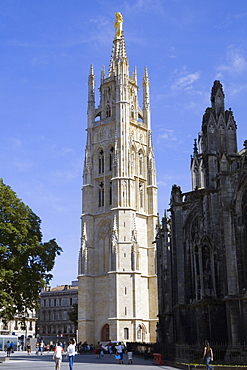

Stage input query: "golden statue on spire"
[{"left": 114, "top": 12, "right": 123, "bottom": 38}]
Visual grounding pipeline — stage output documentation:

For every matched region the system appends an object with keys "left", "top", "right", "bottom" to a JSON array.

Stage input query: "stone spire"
[
  {"left": 143, "top": 66, "right": 151, "bottom": 130},
  {"left": 108, "top": 12, "right": 128, "bottom": 77},
  {"left": 87, "top": 64, "right": 95, "bottom": 129},
  {"left": 211, "top": 80, "right": 225, "bottom": 118}
]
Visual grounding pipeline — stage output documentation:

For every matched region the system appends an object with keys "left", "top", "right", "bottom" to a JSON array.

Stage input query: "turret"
[
  {"left": 190, "top": 138, "right": 200, "bottom": 190},
  {"left": 143, "top": 66, "right": 151, "bottom": 130},
  {"left": 211, "top": 80, "right": 225, "bottom": 118},
  {"left": 87, "top": 64, "right": 95, "bottom": 128}
]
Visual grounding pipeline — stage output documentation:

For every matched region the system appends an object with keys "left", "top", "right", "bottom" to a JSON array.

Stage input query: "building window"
[
  {"left": 109, "top": 147, "right": 114, "bottom": 171},
  {"left": 131, "top": 105, "right": 134, "bottom": 119},
  {"left": 109, "top": 182, "right": 112, "bottom": 205},
  {"left": 53, "top": 312, "right": 56, "bottom": 320},
  {"left": 139, "top": 182, "right": 144, "bottom": 208},
  {"left": 138, "top": 151, "right": 143, "bottom": 175},
  {"left": 54, "top": 299, "right": 56, "bottom": 307},
  {"left": 70, "top": 298, "right": 73, "bottom": 306},
  {"left": 43, "top": 299, "right": 46, "bottom": 308},
  {"left": 59, "top": 299, "right": 62, "bottom": 306},
  {"left": 106, "top": 104, "right": 111, "bottom": 118},
  {"left": 99, "top": 150, "right": 104, "bottom": 174},
  {"left": 63, "top": 311, "right": 67, "bottom": 320},
  {"left": 124, "top": 327, "right": 129, "bottom": 340},
  {"left": 99, "top": 182, "right": 104, "bottom": 207},
  {"left": 29, "top": 321, "right": 33, "bottom": 331},
  {"left": 14, "top": 320, "right": 18, "bottom": 330}
]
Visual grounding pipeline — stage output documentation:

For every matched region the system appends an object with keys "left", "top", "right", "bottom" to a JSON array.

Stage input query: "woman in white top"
[
  {"left": 115, "top": 342, "right": 124, "bottom": 364},
  {"left": 53, "top": 342, "right": 63, "bottom": 370},
  {"left": 66, "top": 339, "right": 76, "bottom": 370}
]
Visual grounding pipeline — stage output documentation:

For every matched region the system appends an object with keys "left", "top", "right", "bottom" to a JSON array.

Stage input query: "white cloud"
[
  {"left": 125, "top": 0, "right": 164, "bottom": 13},
  {"left": 157, "top": 129, "right": 177, "bottom": 143},
  {"left": 173, "top": 72, "right": 200, "bottom": 90},
  {"left": 14, "top": 160, "right": 33, "bottom": 172},
  {"left": 217, "top": 47, "right": 247, "bottom": 75}
]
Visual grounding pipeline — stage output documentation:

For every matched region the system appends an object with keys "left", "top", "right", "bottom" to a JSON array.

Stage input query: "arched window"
[
  {"left": 124, "top": 327, "right": 129, "bottom": 340},
  {"left": 109, "top": 147, "right": 114, "bottom": 171},
  {"left": 106, "top": 104, "right": 111, "bottom": 118},
  {"left": 99, "top": 150, "right": 104, "bottom": 174},
  {"left": 138, "top": 151, "right": 143, "bottom": 176},
  {"left": 139, "top": 182, "right": 144, "bottom": 208},
  {"left": 131, "top": 105, "right": 134, "bottom": 119},
  {"left": 109, "top": 182, "right": 112, "bottom": 205},
  {"left": 101, "top": 324, "right": 110, "bottom": 341},
  {"left": 99, "top": 182, "right": 104, "bottom": 207}
]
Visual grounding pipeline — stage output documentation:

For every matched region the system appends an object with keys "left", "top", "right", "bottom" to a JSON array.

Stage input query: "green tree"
[
  {"left": 0, "top": 179, "right": 62, "bottom": 323},
  {"left": 68, "top": 303, "right": 78, "bottom": 329}
]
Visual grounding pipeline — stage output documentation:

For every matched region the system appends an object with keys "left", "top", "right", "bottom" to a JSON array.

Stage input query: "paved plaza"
[{"left": 0, "top": 351, "right": 174, "bottom": 370}]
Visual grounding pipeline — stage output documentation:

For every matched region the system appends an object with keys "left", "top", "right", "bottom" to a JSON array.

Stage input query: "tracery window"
[
  {"left": 109, "top": 147, "right": 114, "bottom": 171},
  {"left": 138, "top": 151, "right": 143, "bottom": 175},
  {"left": 106, "top": 104, "right": 111, "bottom": 118},
  {"left": 99, "top": 150, "right": 104, "bottom": 174},
  {"left": 99, "top": 182, "right": 104, "bottom": 207},
  {"left": 109, "top": 182, "right": 112, "bottom": 205},
  {"left": 131, "top": 105, "right": 134, "bottom": 119},
  {"left": 139, "top": 182, "right": 144, "bottom": 208}
]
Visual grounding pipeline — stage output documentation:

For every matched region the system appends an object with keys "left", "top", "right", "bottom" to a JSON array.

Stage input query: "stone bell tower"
[{"left": 78, "top": 12, "right": 158, "bottom": 344}]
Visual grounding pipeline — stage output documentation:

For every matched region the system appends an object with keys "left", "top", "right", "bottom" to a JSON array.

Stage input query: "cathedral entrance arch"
[{"left": 101, "top": 324, "right": 110, "bottom": 341}]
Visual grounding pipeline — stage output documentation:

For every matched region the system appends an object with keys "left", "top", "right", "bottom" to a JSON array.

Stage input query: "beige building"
[
  {"left": 0, "top": 311, "right": 36, "bottom": 339},
  {"left": 78, "top": 12, "right": 158, "bottom": 344},
  {"left": 37, "top": 283, "right": 78, "bottom": 338}
]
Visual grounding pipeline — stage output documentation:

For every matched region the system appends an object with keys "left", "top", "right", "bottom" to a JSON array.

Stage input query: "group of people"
[
  {"left": 53, "top": 338, "right": 76, "bottom": 370},
  {"left": 5, "top": 341, "right": 15, "bottom": 357},
  {"left": 94, "top": 341, "right": 133, "bottom": 364}
]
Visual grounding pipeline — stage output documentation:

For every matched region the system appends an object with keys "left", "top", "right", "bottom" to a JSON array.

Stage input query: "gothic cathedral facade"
[
  {"left": 157, "top": 81, "right": 247, "bottom": 346},
  {"left": 78, "top": 13, "right": 158, "bottom": 344}
]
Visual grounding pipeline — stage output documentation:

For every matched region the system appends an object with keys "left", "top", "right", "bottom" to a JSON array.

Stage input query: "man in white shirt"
[{"left": 66, "top": 339, "right": 76, "bottom": 370}]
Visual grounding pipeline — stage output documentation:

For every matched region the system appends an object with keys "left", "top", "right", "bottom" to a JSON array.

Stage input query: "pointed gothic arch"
[
  {"left": 96, "top": 218, "right": 112, "bottom": 273},
  {"left": 109, "top": 146, "right": 114, "bottom": 171},
  {"left": 101, "top": 323, "right": 110, "bottom": 341},
  {"left": 98, "top": 149, "right": 104, "bottom": 174}
]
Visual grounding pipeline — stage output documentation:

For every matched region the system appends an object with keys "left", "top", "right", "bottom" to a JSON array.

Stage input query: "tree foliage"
[
  {"left": 0, "top": 179, "right": 62, "bottom": 323},
  {"left": 68, "top": 303, "right": 78, "bottom": 329}
]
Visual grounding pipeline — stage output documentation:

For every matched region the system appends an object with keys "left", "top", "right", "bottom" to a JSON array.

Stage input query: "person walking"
[
  {"left": 39, "top": 340, "right": 44, "bottom": 355},
  {"left": 53, "top": 342, "right": 63, "bottom": 370},
  {"left": 6, "top": 341, "right": 11, "bottom": 357},
  {"left": 94, "top": 342, "right": 102, "bottom": 359},
  {"left": 126, "top": 343, "right": 133, "bottom": 364},
  {"left": 66, "top": 339, "right": 76, "bottom": 370},
  {"left": 115, "top": 342, "right": 124, "bottom": 364},
  {"left": 203, "top": 341, "right": 213, "bottom": 370},
  {"left": 26, "top": 342, "right": 31, "bottom": 355}
]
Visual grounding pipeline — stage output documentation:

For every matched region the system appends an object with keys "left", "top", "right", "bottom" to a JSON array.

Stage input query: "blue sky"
[{"left": 1, "top": 0, "right": 247, "bottom": 286}]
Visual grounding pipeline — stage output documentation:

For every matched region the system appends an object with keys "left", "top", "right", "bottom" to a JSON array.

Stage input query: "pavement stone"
[{"left": 0, "top": 351, "right": 175, "bottom": 370}]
